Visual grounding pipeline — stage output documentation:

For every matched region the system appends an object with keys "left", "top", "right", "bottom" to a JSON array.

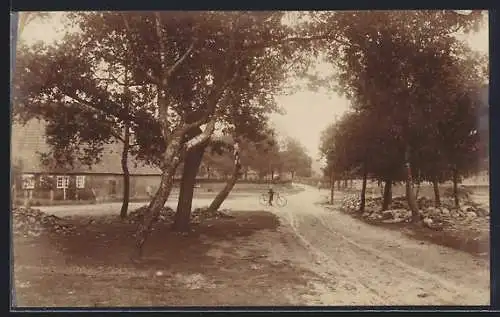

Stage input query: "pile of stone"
[
  {"left": 191, "top": 208, "right": 234, "bottom": 223},
  {"left": 12, "top": 207, "right": 76, "bottom": 237},
  {"left": 339, "top": 195, "right": 489, "bottom": 230},
  {"left": 127, "top": 206, "right": 176, "bottom": 224},
  {"left": 127, "top": 206, "right": 234, "bottom": 225}
]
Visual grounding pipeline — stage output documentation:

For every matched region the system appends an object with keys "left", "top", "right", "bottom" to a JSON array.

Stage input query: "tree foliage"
[{"left": 318, "top": 10, "right": 487, "bottom": 212}]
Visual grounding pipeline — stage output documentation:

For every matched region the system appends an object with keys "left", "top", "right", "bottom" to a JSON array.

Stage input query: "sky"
[{"left": 16, "top": 11, "right": 489, "bottom": 173}]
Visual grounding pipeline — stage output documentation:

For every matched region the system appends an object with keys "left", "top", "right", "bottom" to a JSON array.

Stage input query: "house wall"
[
  {"left": 15, "top": 173, "right": 162, "bottom": 202},
  {"left": 82, "top": 174, "right": 163, "bottom": 201}
]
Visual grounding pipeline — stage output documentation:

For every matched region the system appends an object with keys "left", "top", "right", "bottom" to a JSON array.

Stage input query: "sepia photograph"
[{"left": 11, "top": 10, "right": 490, "bottom": 307}]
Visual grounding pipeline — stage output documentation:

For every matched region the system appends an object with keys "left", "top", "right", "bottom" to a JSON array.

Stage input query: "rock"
[
  {"left": 423, "top": 217, "right": 433, "bottom": 227},
  {"left": 475, "top": 207, "right": 489, "bottom": 217},
  {"left": 381, "top": 210, "right": 395, "bottom": 220},
  {"left": 441, "top": 208, "right": 450, "bottom": 215},
  {"left": 382, "top": 218, "right": 406, "bottom": 224},
  {"left": 466, "top": 211, "right": 477, "bottom": 218},
  {"left": 460, "top": 205, "right": 473, "bottom": 213}
]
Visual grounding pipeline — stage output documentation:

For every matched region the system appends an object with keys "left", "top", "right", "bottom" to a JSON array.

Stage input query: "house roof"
[{"left": 11, "top": 119, "right": 162, "bottom": 175}]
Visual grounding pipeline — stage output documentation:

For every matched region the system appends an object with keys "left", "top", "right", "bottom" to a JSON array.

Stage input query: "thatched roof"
[{"left": 11, "top": 119, "right": 162, "bottom": 175}]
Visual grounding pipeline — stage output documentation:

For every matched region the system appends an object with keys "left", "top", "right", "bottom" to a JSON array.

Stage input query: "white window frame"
[
  {"left": 76, "top": 175, "right": 86, "bottom": 189},
  {"left": 22, "top": 174, "right": 35, "bottom": 189},
  {"left": 56, "top": 176, "right": 70, "bottom": 189}
]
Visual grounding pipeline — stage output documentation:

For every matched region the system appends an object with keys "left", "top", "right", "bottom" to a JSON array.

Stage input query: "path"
[
  {"left": 266, "top": 184, "right": 490, "bottom": 305},
  {"left": 34, "top": 185, "right": 490, "bottom": 305}
]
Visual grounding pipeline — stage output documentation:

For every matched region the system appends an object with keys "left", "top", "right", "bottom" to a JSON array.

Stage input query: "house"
[{"left": 11, "top": 118, "right": 164, "bottom": 202}]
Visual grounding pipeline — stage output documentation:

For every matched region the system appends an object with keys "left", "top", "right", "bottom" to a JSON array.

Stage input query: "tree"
[
  {"left": 14, "top": 11, "right": 327, "bottom": 257},
  {"left": 12, "top": 24, "right": 165, "bottom": 218},
  {"left": 282, "top": 137, "right": 312, "bottom": 179},
  {"left": 319, "top": 10, "right": 485, "bottom": 221}
]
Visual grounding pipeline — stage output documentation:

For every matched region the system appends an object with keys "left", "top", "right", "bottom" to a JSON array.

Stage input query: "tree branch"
[
  {"left": 154, "top": 12, "right": 169, "bottom": 86},
  {"left": 166, "top": 42, "right": 195, "bottom": 78},
  {"left": 60, "top": 90, "right": 135, "bottom": 125},
  {"left": 121, "top": 13, "right": 160, "bottom": 86},
  {"left": 242, "top": 33, "right": 354, "bottom": 51},
  {"left": 185, "top": 117, "right": 217, "bottom": 150},
  {"left": 110, "top": 129, "right": 125, "bottom": 142}
]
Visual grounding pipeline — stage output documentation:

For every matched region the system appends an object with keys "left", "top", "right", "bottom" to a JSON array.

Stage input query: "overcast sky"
[{"left": 16, "top": 11, "right": 489, "bottom": 171}]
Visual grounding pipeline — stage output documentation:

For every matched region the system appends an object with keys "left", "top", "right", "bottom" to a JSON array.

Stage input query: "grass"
[{"left": 12, "top": 209, "right": 317, "bottom": 307}]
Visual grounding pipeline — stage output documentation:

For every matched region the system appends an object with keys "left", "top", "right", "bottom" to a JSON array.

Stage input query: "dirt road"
[
  {"left": 265, "top": 184, "right": 490, "bottom": 305},
  {"left": 32, "top": 185, "right": 489, "bottom": 306}
]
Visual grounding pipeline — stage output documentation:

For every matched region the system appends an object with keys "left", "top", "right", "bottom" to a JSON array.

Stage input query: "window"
[
  {"left": 108, "top": 180, "right": 117, "bottom": 195},
  {"left": 22, "top": 174, "right": 35, "bottom": 189},
  {"left": 56, "top": 176, "right": 70, "bottom": 189},
  {"left": 76, "top": 176, "right": 86, "bottom": 189}
]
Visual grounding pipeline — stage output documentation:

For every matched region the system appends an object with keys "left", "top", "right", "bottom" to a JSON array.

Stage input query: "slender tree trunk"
[
  {"left": 208, "top": 159, "right": 242, "bottom": 213},
  {"left": 350, "top": 179, "right": 353, "bottom": 188},
  {"left": 336, "top": 179, "right": 341, "bottom": 190},
  {"left": 172, "top": 141, "right": 207, "bottom": 232},
  {"left": 432, "top": 178, "right": 441, "bottom": 208},
  {"left": 359, "top": 164, "right": 368, "bottom": 213},
  {"left": 120, "top": 123, "right": 131, "bottom": 219},
  {"left": 329, "top": 171, "right": 335, "bottom": 205},
  {"left": 405, "top": 149, "right": 420, "bottom": 222},
  {"left": 381, "top": 179, "right": 392, "bottom": 211},
  {"left": 343, "top": 178, "right": 348, "bottom": 189},
  {"left": 133, "top": 141, "right": 182, "bottom": 259},
  {"left": 415, "top": 180, "right": 421, "bottom": 200},
  {"left": 415, "top": 169, "right": 421, "bottom": 199},
  {"left": 453, "top": 168, "right": 459, "bottom": 208}
]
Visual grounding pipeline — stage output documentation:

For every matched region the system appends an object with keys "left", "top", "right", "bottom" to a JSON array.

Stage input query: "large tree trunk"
[
  {"left": 120, "top": 123, "right": 131, "bottom": 219},
  {"left": 208, "top": 160, "right": 241, "bottom": 213},
  {"left": 452, "top": 168, "right": 460, "bottom": 209},
  {"left": 172, "top": 141, "right": 207, "bottom": 232},
  {"left": 381, "top": 179, "right": 392, "bottom": 211},
  {"left": 432, "top": 178, "right": 441, "bottom": 208},
  {"left": 329, "top": 171, "right": 335, "bottom": 205},
  {"left": 359, "top": 164, "right": 368, "bottom": 213}
]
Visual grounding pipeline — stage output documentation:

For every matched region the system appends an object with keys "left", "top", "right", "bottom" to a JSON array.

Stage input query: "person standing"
[{"left": 268, "top": 183, "right": 275, "bottom": 206}]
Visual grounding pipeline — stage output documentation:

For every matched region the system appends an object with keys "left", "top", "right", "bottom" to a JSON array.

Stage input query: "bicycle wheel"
[
  {"left": 276, "top": 195, "right": 287, "bottom": 207},
  {"left": 259, "top": 193, "right": 269, "bottom": 206}
]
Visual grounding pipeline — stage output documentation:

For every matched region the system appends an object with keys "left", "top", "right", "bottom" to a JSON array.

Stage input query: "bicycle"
[{"left": 259, "top": 191, "right": 287, "bottom": 207}]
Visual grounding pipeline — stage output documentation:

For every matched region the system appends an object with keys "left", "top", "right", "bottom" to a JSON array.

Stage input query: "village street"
[{"left": 33, "top": 184, "right": 490, "bottom": 305}]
